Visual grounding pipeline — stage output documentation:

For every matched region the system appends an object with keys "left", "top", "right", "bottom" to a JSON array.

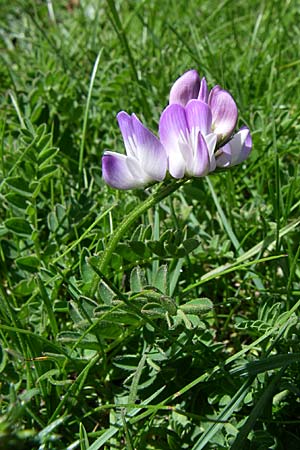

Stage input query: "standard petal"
[
  {"left": 198, "top": 77, "right": 209, "bottom": 103},
  {"left": 185, "top": 99, "right": 212, "bottom": 135},
  {"left": 131, "top": 114, "right": 167, "bottom": 181},
  {"left": 189, "top": 131, "right": 210, "bottom": 177},
  {"left": 228, "top": 126, "right": 252, "bottom": 166},
  {"left": 209, "top": 86, "right": 238, "bottom": 140},
  {"left": 116, "top": 111, "right": 136, "bottom": 158},
  {"left": 102, "top": 152, "right": 145, "bottom": 190},
  {"left": 159, "top": 104, "right": 189, "bottom": 178},
  {"left": 169, "top": 70, "right": 200, "bottom": 106}
]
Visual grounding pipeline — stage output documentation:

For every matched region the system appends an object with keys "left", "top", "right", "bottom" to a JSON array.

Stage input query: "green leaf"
[
  {"left": 57, "top": 331, "right": 99, "bottom": 349},
  {"left": 47, "top": 204, "right": 68, "bottom": 233},
  {"left": 116, "top": 243, "right": 137, "bottom": 262},
  {"left": 13, "top": 277, "right": 36, "bottom": 296},
  {"left": 182, "top": 238, "right": 200, "bottom": 253},
  {"left": 147, "top": 240, "right": 166, "bottom": 257},
  {"left": 179, "top": 298, "right": 213, "bottom": 315},
  {"left": 152, "top": 265, "right": 169, "bottom": 295},
  {"left": 38, "top": 164, "right": 58, "bottom": 181},
  {"left": 98, "top": 280, "right": 115, "bottom": 305},
  {"left": 5, "top": 177, "right": 33, "bottom": 198},
  {"left": 80, "top": 422, "right": 90, "bottom": 450},
  {"left": 80, "top": 249, "right": 94, "bottom": 293},
  {"left": 16, "top": 255, "right": 40, "bottom": 272},
  {"left": 129, "top": 240, "right": 149, "bottom": 257},
  {"left": 5, "top": 193, "right": 28, "bottom": 210},
  {"left": 160, "top": 296, "right": 177, "bottom": 315},
  {"left": 5, "top": 218, "right": 33, "bottom": 236},
  {"left": 141, "top": 302, "right": 165, "bottom": 318},
  {"left": 38, "top": 147, "right": 59, "bottom": 167},
  {"left": 130, "top": 266, "right": 146, "bottom": 292}
]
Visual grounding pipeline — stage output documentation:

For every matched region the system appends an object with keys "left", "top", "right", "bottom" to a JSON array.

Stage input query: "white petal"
[
  {"left": 189, "top": 132, "right": 210, "bottom": 177},
  {"left": 204, "top": 133, "right": 217, "bottom": 171},
  {"left": 229, "top": 127, "right": 251, "bottom": 165}
]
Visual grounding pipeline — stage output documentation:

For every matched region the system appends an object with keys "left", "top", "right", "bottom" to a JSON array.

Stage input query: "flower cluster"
[{"left": 102, "top": 70, "right": 252, "bottom": 190}]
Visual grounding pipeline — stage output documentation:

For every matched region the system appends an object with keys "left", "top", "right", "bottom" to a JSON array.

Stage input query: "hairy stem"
[{"left": 89, "top": 178, "right": 187, "bottom": 297}]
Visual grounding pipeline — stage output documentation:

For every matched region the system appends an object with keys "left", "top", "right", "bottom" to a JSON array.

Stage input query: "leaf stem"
[{"left": 90, "top": 178, "right": 187, "bottom": 297}]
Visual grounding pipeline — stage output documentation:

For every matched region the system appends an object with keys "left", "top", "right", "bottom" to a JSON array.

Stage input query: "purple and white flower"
[
  {"left": 102, "top": 70, "right": 252, "bottom": 190},
  {"left": 164, "top": 69, "right": 252, "bottom": 175},
  {"left": 102, "top": 112, "right": 167, "bottom": 190},
  {"left": 159, "top": 100, "right": 217, "bottom": 178}
]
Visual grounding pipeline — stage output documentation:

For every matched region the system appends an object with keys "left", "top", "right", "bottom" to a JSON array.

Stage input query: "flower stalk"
[{"left": 89, "top": 178, "right": 187, "bottom": 297}]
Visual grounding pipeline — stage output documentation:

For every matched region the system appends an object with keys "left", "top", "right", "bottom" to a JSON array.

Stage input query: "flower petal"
[
  {"left": 159, "top": 104, "right": 189, "bottom": 178},
  {"left": 228, "top": 126, "right": 252, "bottom": 166},
  {"left": 116, "top": 111, "right": 136, "bottom": 158},
  {"left": 205, "top": 133, "right": 217, "bottom": 171},
  {"left": 131, "top": 114, "right": 167, "bottom": 181},
  {"left": 198, "top": 77, "right": 209, "bottom": 103},
  {"left": 189, "top": 131, "right": 210, "bottom": 177},
  {"left": 102, "top": 152, "right": 145, "bottom": 190},
  {"left": 216, "top": 127, "right": 252, "bottom": 168},
  {"left": 209, "top": 86, "right": 238, "bottom": 140},
  {"left": 185, "top": 99, "right": 212, "bottom": 135},
  {"left": 169, "top": 70, "right": 200, "bottom": 106},
  {"left": 215, "top": 144, "right": 231, "bottom": 168}
]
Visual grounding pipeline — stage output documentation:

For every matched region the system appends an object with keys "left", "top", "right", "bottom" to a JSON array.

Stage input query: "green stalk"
[
  {"left": 79, "top": 49, "right": 103, "bottom": 178},
  {"left": 89, "top": 178, "right": 187, "bottom": 297}
]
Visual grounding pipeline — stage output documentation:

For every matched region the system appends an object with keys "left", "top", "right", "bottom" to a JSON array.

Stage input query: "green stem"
[{"left": 90, "top": 178, "right": 187, "bottom": 297}]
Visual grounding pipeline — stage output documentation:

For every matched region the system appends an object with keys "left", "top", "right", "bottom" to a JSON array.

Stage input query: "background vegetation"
[{"left": 0, "top": 0, "right": 300, "bottom": 448}]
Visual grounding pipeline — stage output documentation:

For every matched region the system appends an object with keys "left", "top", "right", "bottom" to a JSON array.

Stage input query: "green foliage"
[{"left": 1, "top": 0, "right": 300, "bottom": 448}]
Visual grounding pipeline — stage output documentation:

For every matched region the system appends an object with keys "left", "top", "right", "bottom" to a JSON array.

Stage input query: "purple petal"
[
  {"left": 209, "top": 86, "right": 238, "bottom": 140},
  {"left": 216, "top": 127, "right": 252, "bottom": 168},
  {"left": 198, "top": 77, "right": 209, "bottom": 103},
  {"left": 169, "top": 70, "right": 200, "bottom": 106},
  {"left": 117, "top": 111, "right": 136, "bottom": 158},
  {"left": 229, "top": 126, "right": 252, "bottom": 166},
  {"left": 189, "top": 131, "right": 210, "bottom": 177},
  {"left": 185, "top": 99, "right": 212, "bottom": 135},
  {"left": 215, "top": 144, "right": 231, "bottom": 168},
  {"left": 130, "top": 114, "right": 167, "bottom": 181},
  {"left": 159, "top": 104, "right": 189, "bottom": 178},
  {"left": 102, "top": 152, "right": 145, "bottom": 190}
]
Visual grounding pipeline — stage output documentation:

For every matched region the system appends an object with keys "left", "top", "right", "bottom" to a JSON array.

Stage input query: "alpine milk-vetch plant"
[{"left": 96, "top": 70, "right": 252, "bottom": 285}]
